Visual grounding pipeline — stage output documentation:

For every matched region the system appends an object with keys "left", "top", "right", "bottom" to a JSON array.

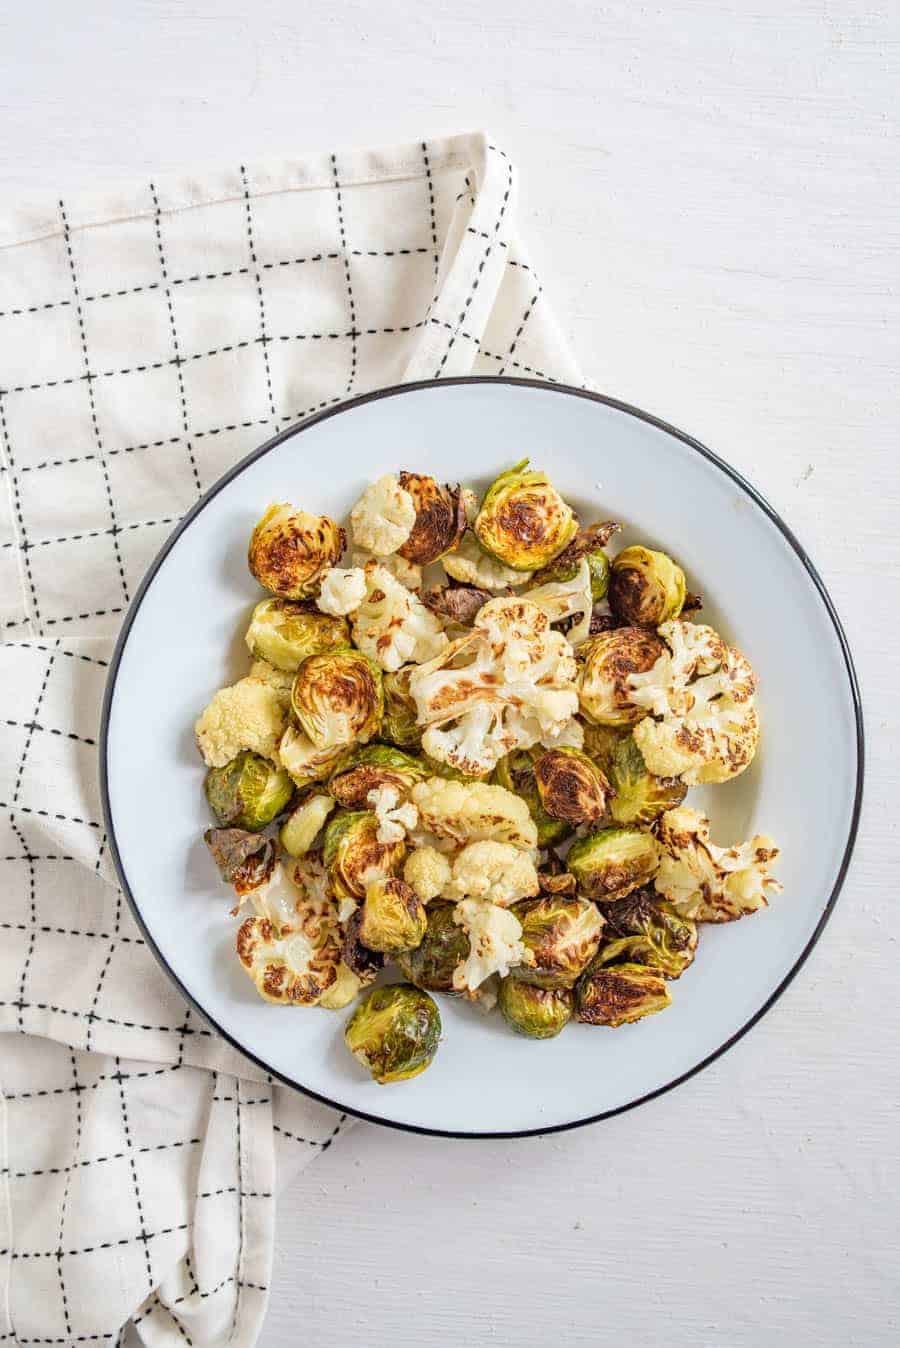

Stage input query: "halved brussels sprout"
[
  {"left": 248, "top": 502, "right": 345, "bottom": 600},
  {"left": 204, "top": 828, "right": 276, "bottom": 895},
  {"left": 577, "top": 627, "right": 665, "bottom": 726},
  {"left": 609, "top": 545, "right": 686, "bottom": 627},
  {"left": 322, "top": 810, "right": 407, "bottom": 901},
  {"left": 245, "top": 597, "right": 350, "bottom": 672},
  {"left": 511, "top": 896, "right": 605, "bottom": 989},
  {"left": 329, "top": 744, "right": 427, "bottom": 809},
  {"left": 474, "top": 459, "right": 577, "bottom": 571},
  {"left": 291, "top": 650, "right": 382, "bottom": 750},
  {"left": 341, "top": 909, "right": 384, "bottom": 983},
  {"left": 532, "top": 520, "right": 619, "bottom": 600},
  {"left": 204, "top": 751, "right": 293, "bottom": 831},
  {"left": 279, "top": 793, "right": 335, "bottom": 857},
  {"left": 493, "top": 749, "right": 570, "bottom": 847},
  {"left": 344, "top": 984, "right": 441, "bottom": 1084},
  {"left": 605, "top": 735, "right": 687, "bottom": 826},
  {"left": 381, "top": 666, "right": 423, "bottom": 749},
  {"left": 533, "top": 748, "right": 612, "bottom": 826},
  {"left": 359, "top": 877, "right": 427, "bottom": 955},
  {"left": 567, "top": 827, "right": 660, "bottom": 902},
  {"left": 581, "top": 722, "right": 631, "bottom": 773},
  {"left": 396, "top": 901, "right": 470, "bottom": 993},
  {"left": 498, "top": 978, "right": 574, "bottom": 1039},
  {"left": 576, "top": 960, "right": 671, "bottom": 1027},
  {"left": 279, "top": 724, "right": 351, "bottom": 787},
  {"left": 598, "top": 889, "right": 698, "bottom": 979},
  {"left": 397, "top": 472, "right": 467, "bottom": 565}
]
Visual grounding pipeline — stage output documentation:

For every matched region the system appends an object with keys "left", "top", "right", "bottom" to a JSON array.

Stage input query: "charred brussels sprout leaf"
[
  {"left": 322, "top": 810, "right": 406, "bottom": 900},
  {"left": 606, "top": 735, "right": 687, "bottom": 826},
  {"left": 341, "top": 910, "right": 384, "bottom": 983},
  {"left": 291, "top": 650, "right": 383, "bottom": 750},
  {"left": 598, "top": 889, "right": 698, "bottom": 979},
  {"left": 511, "top": 896, "right": 605, "bottom": 989},
  {"left": 498, "top": 978, "right": 573, "bottom": 1039},
  {"left": 609, "top": 545, "right": 686, "bottom": 627},
  {"left": 568, "top": 826, "right": 660, "bottom": 902},
  {"left": 577, "top": 627, "right": 666, "bottom": 727},
  {"left": 532, "top": 520, "right": 619, "bottom": 600},
  {"left": 493, "top": 750, "right": 570, "bottom": 847},
  {"left": 474, "top": 459, "right": 577, "bottom": 571},
  {"left": 396, "top": 901, "right": 470, "bottom": 993},
  {"left": 534, "top": 747, "right": 612, "bottom": 826},
  {"left": 359, "top": 877, "right": 427, "bottom": 955},
  {"left": 204, "top": 828, "right": 276, "bottom": 895},
  {"left": 397, "top": 472, "right": 467, "bottom": 565},
  {"left": 245, "top": 597, "right": 349, "bottom": 671},
  {"left": 248, "top": 502, "right": 345, "bottom": 600},
  {"left": 344, "top": 983, "right": 441, "bottom": 1084},
  {"left": 279, "top": 793, "right": 335, "bottom": 857},
  {"left": 382, "top": 666, "right": 423, "bottom": 749},
  {"left": 329, "top": 744, "right": 427, "bottom": 809},
  {"left": 204, "top": 751, "right": 293, "bottom": 831},
  {"left": 576, "top": 960, "right": 671, "bottom": 1027}
]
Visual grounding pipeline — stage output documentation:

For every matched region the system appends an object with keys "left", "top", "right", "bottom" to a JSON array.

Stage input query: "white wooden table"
[{"left": 5, "top": 2, "right": 897, "bottom": 1343}]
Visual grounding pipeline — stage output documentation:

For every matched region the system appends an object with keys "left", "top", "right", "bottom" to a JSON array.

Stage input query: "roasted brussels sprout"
[
  {"left": 498, "top": 978, "right": 573, "bottom": 1039},
  {"left": 344, "top": 984, "right": 441, "bottom": 1084},
  {"left": 248, "top": 502, "right": 345, "bottom": 600},
  {"left": 422, "top": 583, "right": 491, "bottom": 626},
  {"left": 511, "top": 896, "right": 605, "bottom": 989},
  {"left": 609, "top": 545, "right": 686, "bottom": 627},
  {"left": 204, "top": 751, "right": 293, "bottom": 831},
  {"left": 533, "top": 748, "right": 612, "bottom": 826},
  {"left": 322, "top": 810, "right": 407, "bottom": 901},
  {"left": 396, "top": 901, "right": 470, "bottom": 993},
  {"left": 359, "top": 877, "right": 427, "bottom": 955},
  {"left": 204, "top": 827, "right": 276, "bottom": 895},
  {"left": 576, "top": 960, "right": 671, "bottom": 1027},
  {"left": 381, "top": 666, "right": 423, "bottom": 749},
  {"left": 245, "top": 597, "right": 350, "bottom": 671},
  {"left": 567, "top": 826, "right": 660, "bottom": 902},
  {"left": 493, "top": 750, "right": 570, "bottom": 847},
  {"left": 532, "top": 520, "right": 619, "bottom": 600},
  {"left": 279, "top": 793, "right": 335, "bottom": 857},
  {"left": 329, "top": 744, "right": 427, "bottom": 809},
  {"left": 577, "top": 627, "right": 665, "bottom": 727},
  {"left": 291, "top": 649, "right": 382, "bottom": 751},
  {"left": 581, "top": 721, "right": 631, "bottom": 773},
  {"left": 474, "top": 459, "right": 577, "bottom": 571},
  {"left": 341, "top": 909, "right": 384, "bottom": 983},
  {"left": 605, "top": 735, "right": 687, "bottom": 826},
  {"left": 598, "top": 889, "right": 697, "bottom": 980},
  {"left": 396, "top": 472, "right": 467, "bottom": 565},
  {"left": 279, "top": 723, "right": 351, "bottom": 787}
]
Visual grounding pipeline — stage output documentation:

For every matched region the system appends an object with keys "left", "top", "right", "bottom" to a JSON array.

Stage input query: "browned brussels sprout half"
[
  {"left": 498, "top": 978, "right": 573, "bottom": 1039},
  {"left": 567, "top": 826, "right": 660, "bottom": 902},
  {"left": 493, "top": 750, "right": 570, "bottom": 847},
  {"left": 322, "top": 810, "right": 406, "bottom": 901},
  {"left": 291, "top": 649, "right": 382, "bottom": 750},
  {"left": 511, "top": 896, "right": 605, "bottom": 989},
  {"left": 342, "top": 910, "right": 385, "bottom": 983},
  {"left": 396, "top": 901, "right": 470, "bottom": 993},
  {"left": 344, "top": 983, "right": 441, "bottom": 1084},
  {"left": 359, "top": 877, "right": 427, "bottom": 955},
  {"left": 397, "top": 472, "right": 467, "bottom": 565},
  {"left": 381, "top": 666, "right": 422, "bottom": 749},
  {"left": 474, "top": 459, "right": 577, "bottom": 571},
  {"left": 204, "top": 828, "right": 276, "bottom": 895},
  {"left": 606, "top": 735, "right": 687, "bottom": 826},
  {"left": 576, "top": 960, "right": 671, "bottom": 1027},
  {"left": 598, "top": 890, "right": 698, "bottom": 980},
  {"left": 577, "top": 628, "right": 665, "bottom": 727},
  {"left": 248, "top": 502, "right": 345, "bottom": 600},
  {"left": 534, "top": 747, "right": 612, "bottom": 826},
  {"left": 245, "top": 597, "right": 349, "bottom": 672},
  {"left": 329, "top": 744, "right": 427, "bottom": 810},
  {"left": 609, "top": 545, "right": 686, "bottom": 627},
  {"left": 204, "top": 751, "right": 293, "bottom": 831}
]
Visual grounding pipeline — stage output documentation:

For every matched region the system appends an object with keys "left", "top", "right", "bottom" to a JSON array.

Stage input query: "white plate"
[{"left": 101, "top": 379, "right": 862, "bottom": 1137}]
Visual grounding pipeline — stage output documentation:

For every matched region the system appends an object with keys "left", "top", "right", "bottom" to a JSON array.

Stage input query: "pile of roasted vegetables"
[{"left": 196, "top": 461, "right": 781, "bottom": 1084}]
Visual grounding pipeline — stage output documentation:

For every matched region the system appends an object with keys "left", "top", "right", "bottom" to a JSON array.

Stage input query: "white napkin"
[{"left": 0, "top": 130, "right": 582, "bottom": 1345}]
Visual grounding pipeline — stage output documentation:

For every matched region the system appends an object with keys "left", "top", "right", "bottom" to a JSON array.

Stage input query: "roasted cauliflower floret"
[
  {"left": 524, "top": 558, "right": 593, "bottom": 646},
  {"left": 316, "top": 566, "right": 367, "bottom": 616},
  {"left": 410, "top": 777, "right": 538, "bottom": 851},
  {"left": 367, "top": 785, "right": 419, "bottom": 843},
  {"left": 248, "top": 659, "right": 300, "bottom": 707},
  {"left": 403, "top": 845, "right": 453, "bottom": 902},
  {"left": 452, "top": 900, "right": 532, "bottom": 992},
  {"left": 443, "top": 841, "right": 540, "bottom": 906},
  {"left": 630, "top": 620, "right": 760, "bottom": 784},
  {"left": 654, "top": 807, "right": 782, "bottom": 923},
  {"left": 236, "top": 863, "right": 341, "bottom": 1005},
  {"left": 351, "top": 563, "right": 448, "bottom": 673},
  {"left": 195, "top": 674, "right": 288, "bottom": 767},
  {"left": 351, "top": 550, "right": 423, "bottom": 590},
  {"left": 409, "top": 598, "right": 579, "bottom": 776},
  {"left": 442, "top": 529, "right": 533, "bottom": 591},
  {"left": 350, "top": 474, "right": 416, "bottom": 555}
]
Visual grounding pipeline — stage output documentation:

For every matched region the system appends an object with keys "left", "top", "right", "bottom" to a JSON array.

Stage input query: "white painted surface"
[{"left": 4, "top": 1, "right": 897, "bottom": 1343}]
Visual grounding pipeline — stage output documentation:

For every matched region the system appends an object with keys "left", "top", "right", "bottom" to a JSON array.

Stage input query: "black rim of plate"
[{"left": 99, "top": 377, "right": 865, "bottom": 1140}]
